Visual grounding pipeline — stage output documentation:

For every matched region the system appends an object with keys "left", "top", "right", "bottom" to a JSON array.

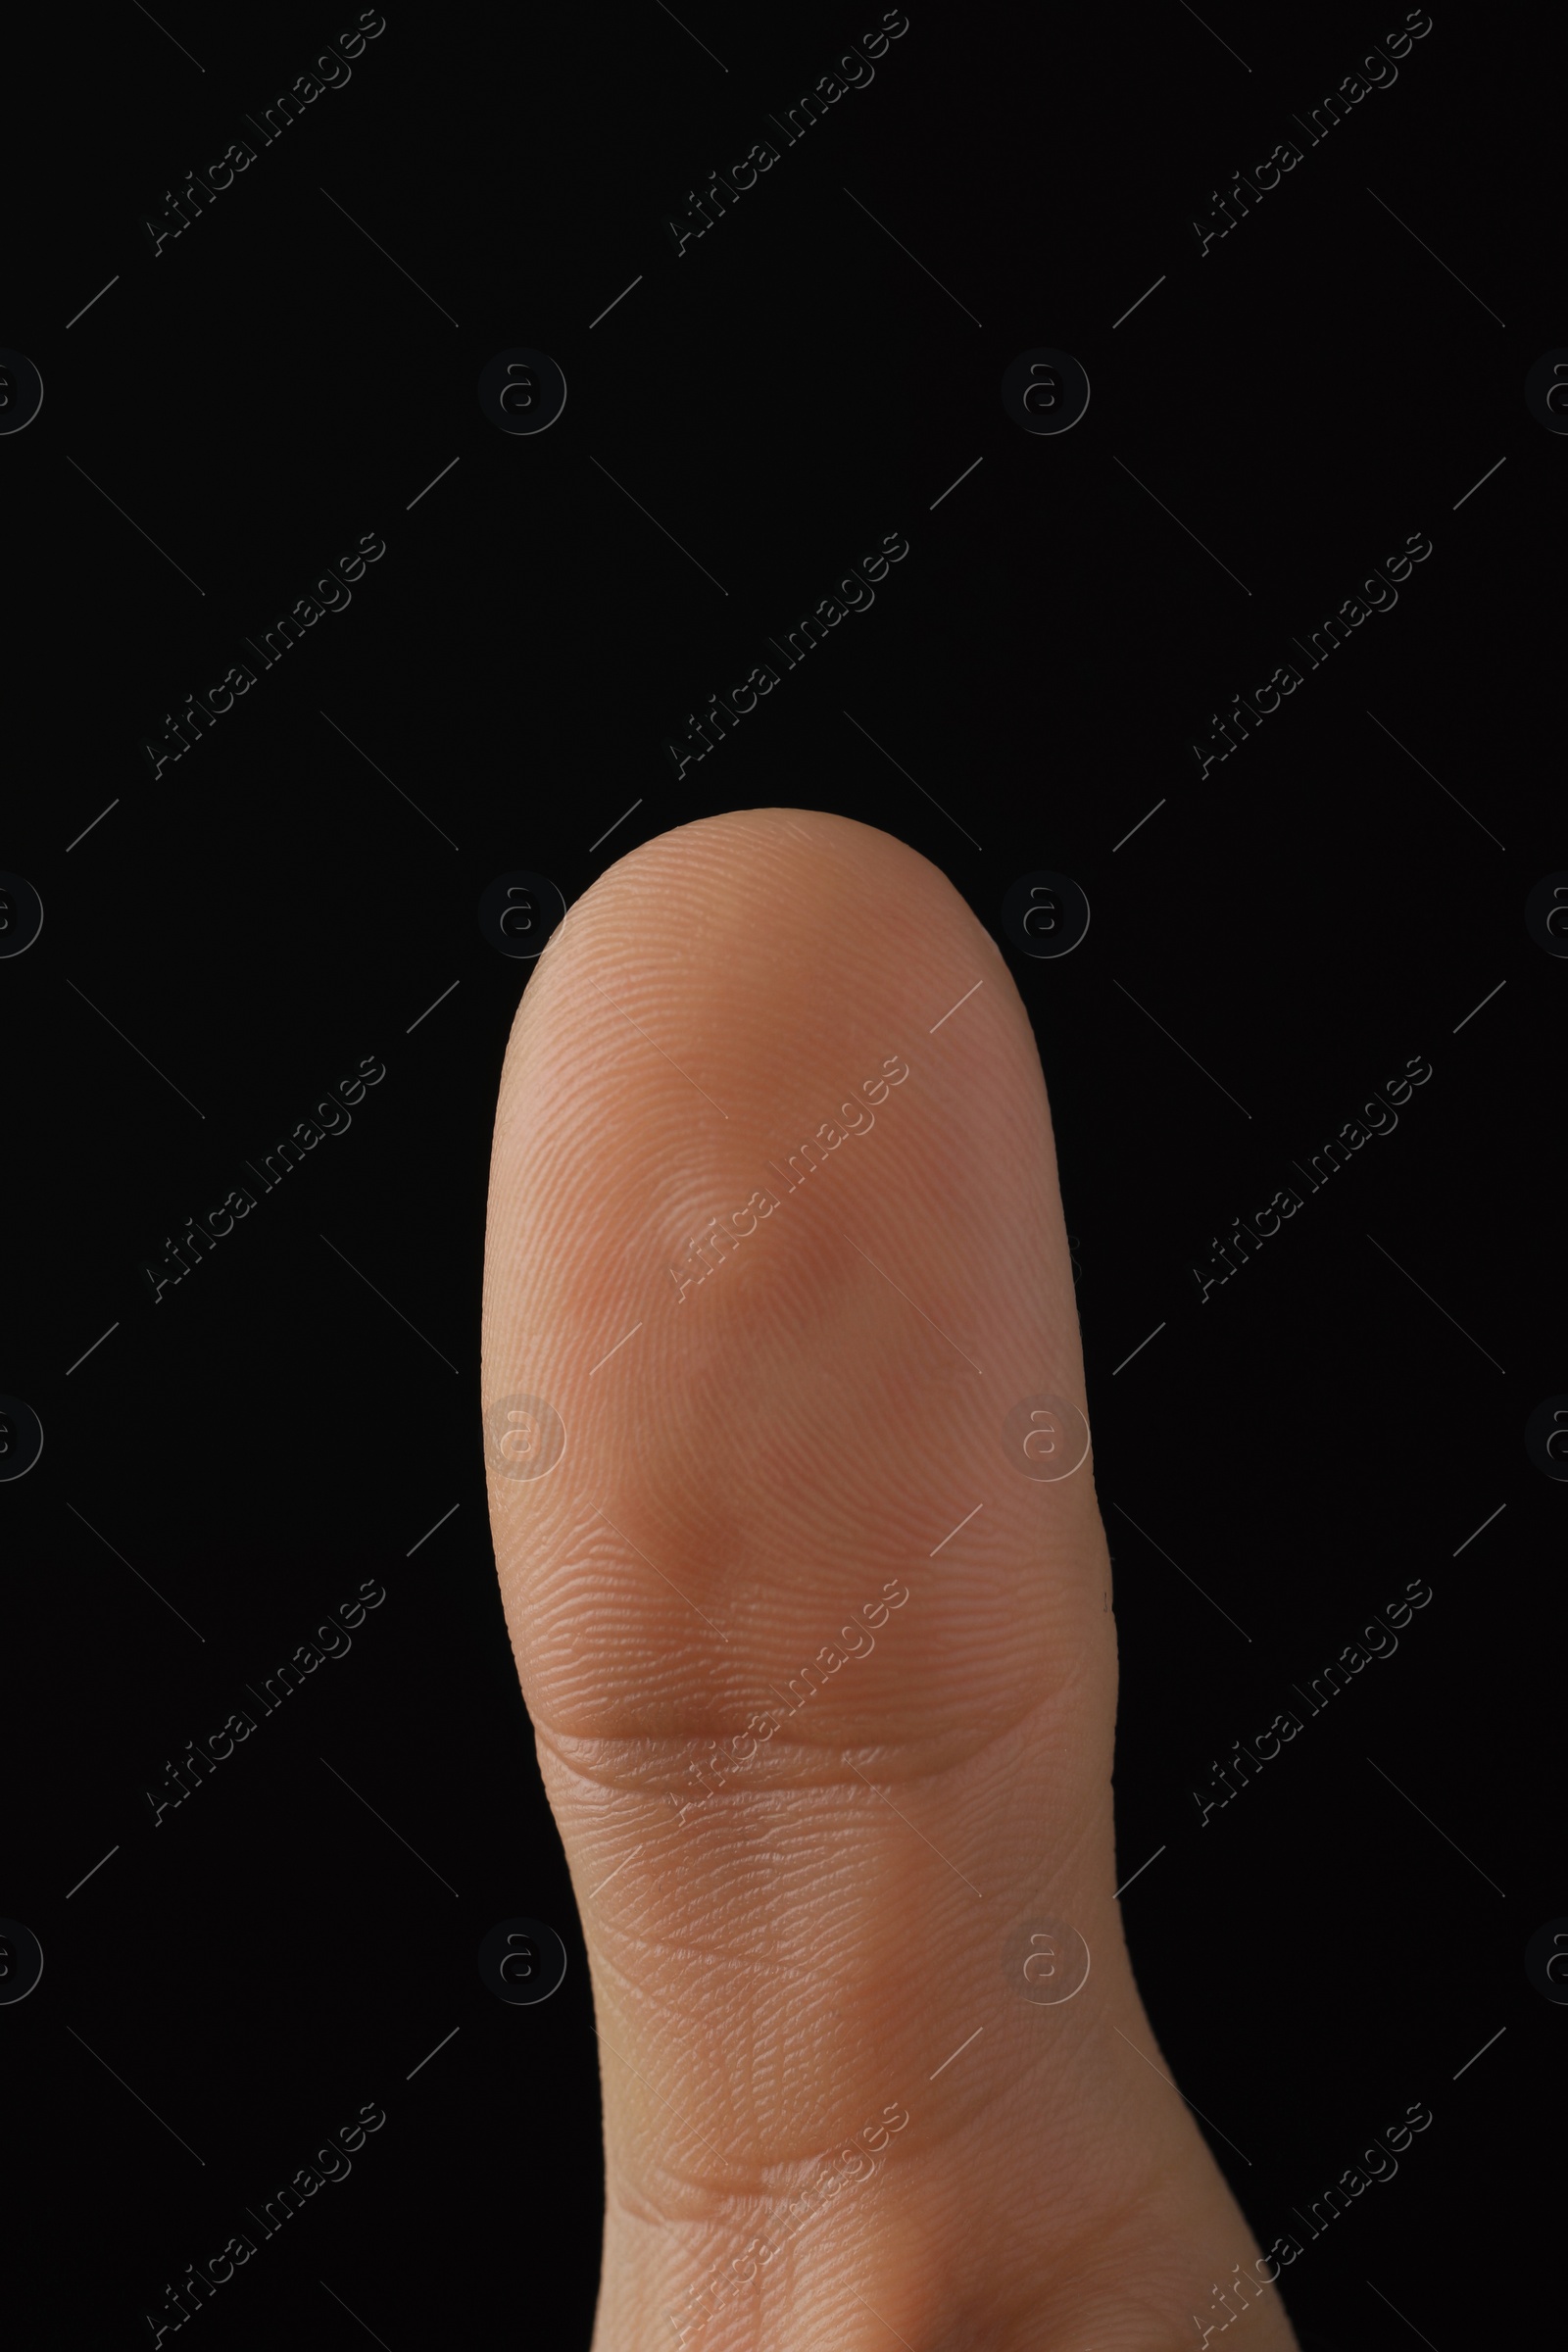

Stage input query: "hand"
[{"left": 483, "top": 808, "right": 1298, "bottom": 2351}]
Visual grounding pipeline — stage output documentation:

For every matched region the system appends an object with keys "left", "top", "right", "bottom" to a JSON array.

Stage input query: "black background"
[{"left": 4, "top": 2, "right": 1556, "bottom": 2344}]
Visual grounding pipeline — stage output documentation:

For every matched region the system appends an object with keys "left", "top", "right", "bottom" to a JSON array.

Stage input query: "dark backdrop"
[{"left": 3, "top": 3, "right": 1556, "bottom": 2345}]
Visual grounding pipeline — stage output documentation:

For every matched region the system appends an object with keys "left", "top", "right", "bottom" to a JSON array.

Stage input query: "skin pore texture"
[{"left": 481, "top": 808, "right": 1298, "bottom": 2352}]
